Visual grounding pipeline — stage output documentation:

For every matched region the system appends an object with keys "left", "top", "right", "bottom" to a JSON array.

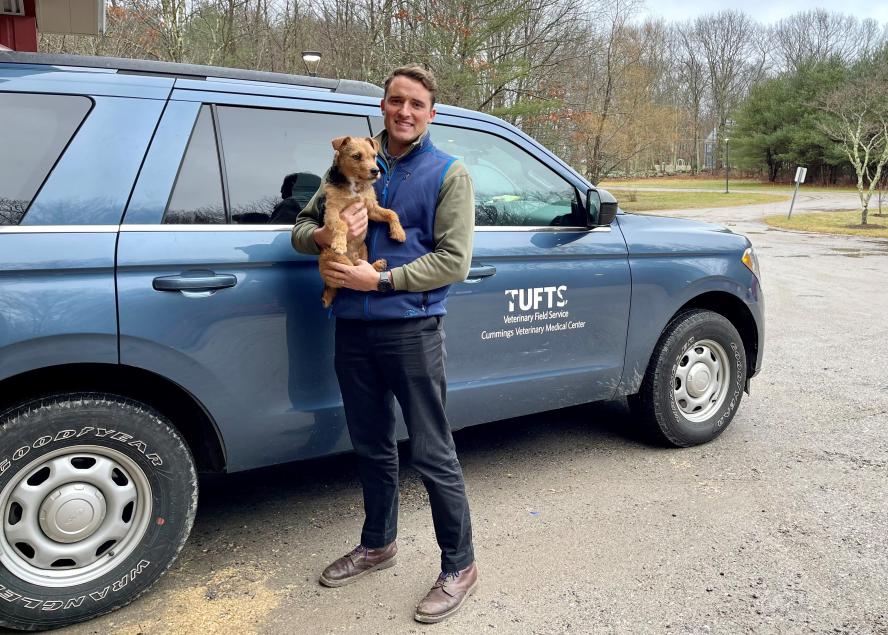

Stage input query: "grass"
[
  {"left": 763, "top": 210, "right": 888, "bottom": 239},
  {"left": 600, "top": 177, "right": 859, "bottom": 193},
  {"left": 611, "top": 189, "right": 789, "bottom": 212}
]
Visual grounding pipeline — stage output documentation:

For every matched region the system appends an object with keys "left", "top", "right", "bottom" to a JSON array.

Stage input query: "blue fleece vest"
[{"left": 332, "top": 134, "right": 456, "bottom": 320}]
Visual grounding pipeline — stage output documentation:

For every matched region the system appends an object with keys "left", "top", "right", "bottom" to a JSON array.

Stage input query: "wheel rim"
[
  {"left": 0, "top": 445, "right": 153, "bottom": 587},
  {"left": 672, "top": 338, "right": 731, "bottom": 423}
]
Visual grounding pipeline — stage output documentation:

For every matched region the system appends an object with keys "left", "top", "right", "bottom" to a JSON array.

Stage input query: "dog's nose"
[{"left": 370, "top": 168, "right": 380, "bottom": 176}]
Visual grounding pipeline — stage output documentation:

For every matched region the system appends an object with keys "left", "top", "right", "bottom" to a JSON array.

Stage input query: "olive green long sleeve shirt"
[{"left": 291, "top": 131, "right": 475, "bottom": 292}]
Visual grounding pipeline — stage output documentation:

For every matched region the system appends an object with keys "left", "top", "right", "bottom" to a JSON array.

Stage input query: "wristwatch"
[{"left": 377, "top": 271, "right": 394, "bottom": 293}]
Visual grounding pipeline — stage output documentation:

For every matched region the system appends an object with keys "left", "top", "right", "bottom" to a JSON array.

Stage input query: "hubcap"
[
  {"left": 39, "top": 483, "right": 106, "bottom": 544},
  {"left": 687, "top": 365, "right": 712, "bottom": 397},
  {"left": 0, "top": 445, "right": 153, "bottom": 587},
  {"left": 673, "top": 339, "right": 731, "bottom": 422}
]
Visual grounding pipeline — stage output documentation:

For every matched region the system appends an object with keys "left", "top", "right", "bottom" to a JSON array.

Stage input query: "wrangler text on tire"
[{"left": 0, "top": 394, "right": 198, "bottom": 631}]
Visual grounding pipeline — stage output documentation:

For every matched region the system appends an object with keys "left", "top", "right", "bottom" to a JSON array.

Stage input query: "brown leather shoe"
[
  {"left": 319, "top": 541, "right": 398, "bottom": 588},
  {"left": 414, "top": 562, "right": 479, "bottom": 623}
]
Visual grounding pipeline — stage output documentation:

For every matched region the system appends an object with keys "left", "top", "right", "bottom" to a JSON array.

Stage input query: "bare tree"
[
  {"left": 560, "top": 3, "right": 675, "bottom": 183},
  {"left": 817, "top": 67, "right": 888, "bottom": 225},
  {"left": 772, "top": 10, "right": 885, "bottom": 72},
  {"left": 695, "top": 11, "right": 767, "bottom": 167},
  {"left": 674, "top": 22, "right": 708, "bottom": 174}
]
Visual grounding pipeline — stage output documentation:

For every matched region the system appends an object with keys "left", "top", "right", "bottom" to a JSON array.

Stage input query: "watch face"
[{"left": 378, "top": 272, "right": 392, "bottom": 292}]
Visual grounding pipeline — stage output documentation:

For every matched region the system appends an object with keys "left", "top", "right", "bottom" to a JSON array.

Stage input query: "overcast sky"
[{"left": 639, "top": 1, "right": 888, "bottom": 25}]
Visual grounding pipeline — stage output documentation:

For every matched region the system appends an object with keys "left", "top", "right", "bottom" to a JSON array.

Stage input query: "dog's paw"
[
  {"left": 371, "top": 259, "right": 387, "bottom": 271},
  {"left": 390, "top": 225, "right": 406, "bottom": 242},
  {"left": 331, "top": 237, "right": 348, "bottom": 254}
]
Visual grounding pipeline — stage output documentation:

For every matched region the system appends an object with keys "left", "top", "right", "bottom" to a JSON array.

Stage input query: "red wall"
[{"left": 0, "top": 1, "right": 38, "bottom": 52}]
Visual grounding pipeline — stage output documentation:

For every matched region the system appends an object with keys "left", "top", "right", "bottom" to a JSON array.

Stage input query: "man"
[
  {"left": 269, "top": 173, "right": 302, "bottom": 224},
  {"left": 291, "top": 64, "right": 478, "bottom": 624}
]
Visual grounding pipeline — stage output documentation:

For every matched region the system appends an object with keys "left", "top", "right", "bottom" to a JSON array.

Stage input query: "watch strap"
[{"left": 377, "top": 271, "right": 394, "bottom": 292}]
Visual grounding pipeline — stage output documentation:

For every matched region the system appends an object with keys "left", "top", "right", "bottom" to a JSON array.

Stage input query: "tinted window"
[
  {"left": 0, "top": 93, "right": 91, "bottom": 225},
  {"left": 434, "top": 125, "right": 579, "bottom": 227},
  {"left": 165, "top": 105, "right": 226, "bottom": 224},
  {"left": 216, "top": 107, "right": 370, "bottom": 224}
]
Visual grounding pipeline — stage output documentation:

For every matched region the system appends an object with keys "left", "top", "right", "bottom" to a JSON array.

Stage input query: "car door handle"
[
  {"left": 465, "top": 264, "right": 497, "bottom": 282},
  {"left": 153, "top": 271, "right": 238, "bottom": 291}
]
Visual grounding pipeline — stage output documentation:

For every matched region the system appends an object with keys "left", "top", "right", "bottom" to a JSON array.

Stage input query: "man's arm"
[
  {"left": 291, "top": 184, "right": 326, "bottom": 255},
  {"left": 390, "top": 161, "right": 475, "bottom": 292}
]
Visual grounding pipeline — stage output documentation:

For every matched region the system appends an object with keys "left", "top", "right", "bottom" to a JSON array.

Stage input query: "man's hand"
[
  {"left": 313, "top": 201, "right": 368, "bottom": 249},
  {"left": 342, "top": 202, "right": 369, "bottom": 240},
  {"left": 323, "top": 259, "right": 381, "bottom": 292}
]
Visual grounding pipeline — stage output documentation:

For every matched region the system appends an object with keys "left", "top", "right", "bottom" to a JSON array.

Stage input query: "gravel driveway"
[{"left": 60, "top": 191, "right": 888, "bottom": 635}]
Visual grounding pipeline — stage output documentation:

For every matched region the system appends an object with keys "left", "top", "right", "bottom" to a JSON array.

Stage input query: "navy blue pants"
[{"left": 334, "top": 316, "right": 475, "bottom": 572}]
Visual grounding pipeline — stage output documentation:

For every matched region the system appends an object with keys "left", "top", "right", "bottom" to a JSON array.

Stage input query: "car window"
[
  {"left": 165, "top": 105, "right": 226, "bottom": 224},
  {"left": 433, "top": 125, "right": 580, "bottom": 227},
  {"left": 0, "top": 93, "right": 91, "bottom": 225},
  {"left": 216, "top": 106, "right": 370, "bottom": 225}
]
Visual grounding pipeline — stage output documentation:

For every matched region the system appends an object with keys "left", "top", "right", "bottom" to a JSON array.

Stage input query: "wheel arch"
[
  {"left": 618, "top": 289, "right": 760, "bottom": 397},
  {"left": 675, "top": 291, "right": 759, "bottom": 379},
  {"left": 0, "top": 364, "right": 226, "bottom": 473}
]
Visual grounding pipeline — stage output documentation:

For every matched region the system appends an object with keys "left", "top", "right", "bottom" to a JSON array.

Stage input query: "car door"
[
  {"left": 118, "top": 91, "right": 375, "bottom": 472},
  {"left": 429, "top": 119, "right": 632, "bottom": 426},
  {"left": 1, "top": 85, "right": 168, "bottom": 381}
]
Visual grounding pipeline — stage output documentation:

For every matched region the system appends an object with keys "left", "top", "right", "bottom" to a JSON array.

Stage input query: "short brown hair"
[{"left": 383, "top": 64, "right": 438, "bottom": 106}]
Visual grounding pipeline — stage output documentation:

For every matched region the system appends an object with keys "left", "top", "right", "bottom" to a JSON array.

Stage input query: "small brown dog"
[{"left": 319, "top": 136, "right": 406, "bottom": 308}]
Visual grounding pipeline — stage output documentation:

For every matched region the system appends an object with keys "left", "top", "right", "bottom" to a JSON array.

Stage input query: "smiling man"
[{"left": 291, "top": 64, "right": 478, "bottom": 623}]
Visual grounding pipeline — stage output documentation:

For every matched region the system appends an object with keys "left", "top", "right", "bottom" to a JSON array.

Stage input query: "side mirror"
[
  {"left": 598, "top": 201, "right": 618, "bottom": 226},
  {"left": 585, "top": 189, "right": 618, "bottom": 227}
]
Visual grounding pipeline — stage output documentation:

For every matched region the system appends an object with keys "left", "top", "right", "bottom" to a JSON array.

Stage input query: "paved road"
[
  {"left": 605, "top": 186, "right": 863, "bottom": 222},
  {"left": 627, "top": 188, "right": 862, "bottom": 223},
  {"left": 64, "top": 192, "right": 887, "bottom": 634}
]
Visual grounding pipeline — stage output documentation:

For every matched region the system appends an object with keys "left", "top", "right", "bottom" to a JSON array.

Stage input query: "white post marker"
[{"left": 787, "top": 166, "right": 807, "bottom": 219}]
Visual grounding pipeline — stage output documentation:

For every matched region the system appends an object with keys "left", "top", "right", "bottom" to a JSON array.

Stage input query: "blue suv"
[{"left": 0, "top": 52, "right": 763, "bottom": 630}]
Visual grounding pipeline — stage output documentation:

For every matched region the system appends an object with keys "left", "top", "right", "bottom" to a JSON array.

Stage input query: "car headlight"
[{"left": 741, "top": 247, "right": 760, "bottom": 279}]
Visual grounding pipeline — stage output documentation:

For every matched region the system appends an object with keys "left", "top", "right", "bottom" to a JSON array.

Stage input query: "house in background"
[
  {"left": 0, "top": 0, "right": 104, "bottom": 51},
  {"left": 703, "top": 128, "right": 718, "bottom": 171}
]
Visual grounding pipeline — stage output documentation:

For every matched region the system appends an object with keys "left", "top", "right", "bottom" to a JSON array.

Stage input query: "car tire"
[
  {"left": 0, "top": 394, "right": 197, "bottom": 631},
  {"left": 631, "top": 310, "right": 747, "bottom": 447}
]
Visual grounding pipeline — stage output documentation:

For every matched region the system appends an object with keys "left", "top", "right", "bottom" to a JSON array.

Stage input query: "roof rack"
[{"left": 0, "top": 51, "right": 384, "bottom": 97}]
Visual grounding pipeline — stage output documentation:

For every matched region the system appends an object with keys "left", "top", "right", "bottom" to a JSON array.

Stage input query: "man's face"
[{"left": 381, "top": 75, "right": 436, "bottom": 151}]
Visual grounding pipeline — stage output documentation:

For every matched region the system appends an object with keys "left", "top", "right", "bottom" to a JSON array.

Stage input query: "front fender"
[{"left": 617, "top": 262, "right": 761, "bottom": 397}]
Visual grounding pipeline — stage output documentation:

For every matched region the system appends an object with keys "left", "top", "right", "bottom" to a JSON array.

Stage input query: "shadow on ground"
[{"left": 195, "top": 399, "right": 653, "bottom": 522}]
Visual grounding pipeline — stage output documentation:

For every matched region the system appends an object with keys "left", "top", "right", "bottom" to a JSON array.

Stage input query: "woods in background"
[{"left": 39, "top": 2, "right": 888, "bottom": 188}]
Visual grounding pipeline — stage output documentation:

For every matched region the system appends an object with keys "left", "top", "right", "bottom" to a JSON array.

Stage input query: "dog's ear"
[
  {"left": 331, "top": 136, "right": 351, "bottom": 151},
  {"left": 367, "top": 137, "right": 380, "bottom": 153}
]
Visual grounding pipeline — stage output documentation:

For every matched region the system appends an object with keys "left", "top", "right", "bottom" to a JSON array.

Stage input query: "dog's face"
[{"left": 331, "top": 136, "right": 381, "bottom": 183}]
